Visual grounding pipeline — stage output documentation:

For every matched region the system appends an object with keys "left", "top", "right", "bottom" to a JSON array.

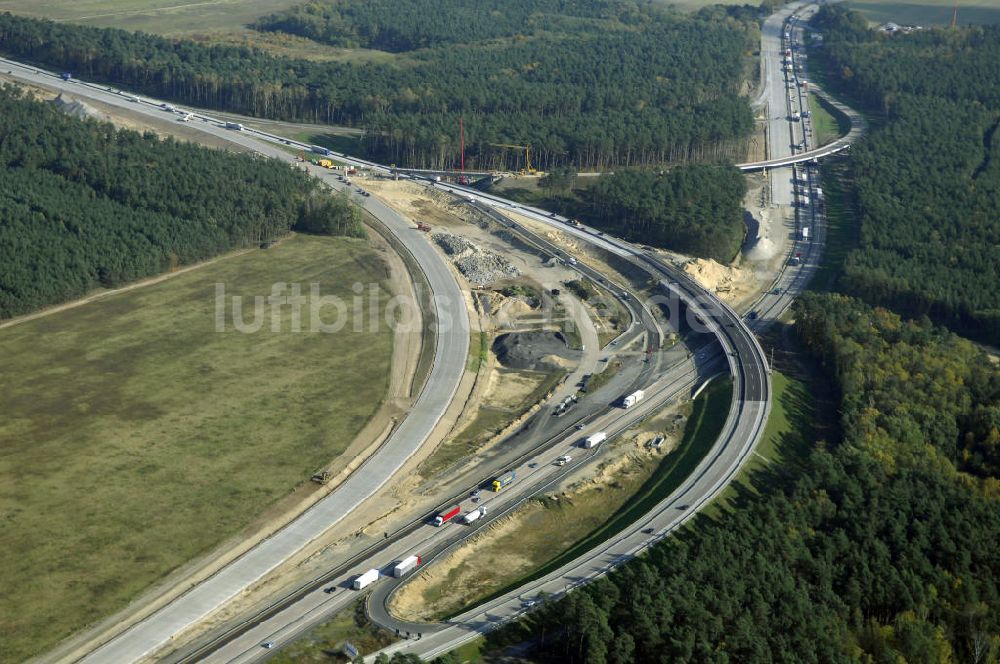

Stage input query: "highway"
[
  {"left": 0, "top": 2, "right": 863, "bottom": 657},
  {"left": 0, "top": 59, "right": 472, "bottom": 664}
]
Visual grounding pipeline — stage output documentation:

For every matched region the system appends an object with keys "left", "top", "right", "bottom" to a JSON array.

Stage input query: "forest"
[
  {"left": 811, "top": 6, "right": 1000, "bottom": 343},
  {"left": 0, "top": 85, "right": 362, "bottom": 319},
  {"left": 0, "top": 2, "right": 757, "bottom": 169},
  {"left": 583, "top": 166, "right": 747, "bottom": 262},
  {"left": 490, "top": 293, "right": 1000, "bottom": 663}
]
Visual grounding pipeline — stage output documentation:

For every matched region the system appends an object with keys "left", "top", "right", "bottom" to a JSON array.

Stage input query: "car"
[
  {"left": 575, "top": 423, "right": 585, "bottom": 430},
  {"left": 522, "top": 599, "right": 538, "bottom": 608},
  {"left": 324, "top": 586, "right": 336, "bottom": 594},
  {"left": 567, "top": 257, "right": 577, "bottom": 265},
  {"left": 554, "top": 455, "right": 573, "bottom": 466},
  {"left": 549, "top": 212, "right": 557, "bottom": 217},
  {"left": 771, "top": 288, "right": 781, "bottom": 295},
  {"left": 677, "top": 504, "right": 690, "bottom": 510},
  {"left": 642, "top": 528, "right": 655, "bottom": 535},
  {"left": 262, "top": 641, "right": 275, "bottom": 649},
  {"left": 528, "top": 462, "right": 539, "bottom": 469},
  {"left": 363, "top": 191, "right": 371, "bottom": 197},
  {"left": 471, "top": 496, "right": 481, "bottom": 503},
  {"left": 471, "top": 489, "right": 482, "bottom": 497}
]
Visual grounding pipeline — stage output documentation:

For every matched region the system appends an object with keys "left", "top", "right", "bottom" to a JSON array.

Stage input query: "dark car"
[{"left": 642, "top": 527, "right": 655, "bottom": 535}]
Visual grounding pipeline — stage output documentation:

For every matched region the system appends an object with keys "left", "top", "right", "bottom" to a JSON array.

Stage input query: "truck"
[
  {"left": 801, "top": 227, "right": 810, "bottom": 240},
  {"left": 225, "top": 122, "right": 244, "bottom": 131},
  {"left": 318, "top": 159, "right": 335, "bottom": 169},
  {"left": 492, "top": 471, "right": 516, "bottom": 492},
  {"left": 392, "top": 555, "right": 422, "bottom": 578},
  {"left": 433, "top": 504, "right": 461, "bottom": 526},
  {"left": 621, "top": 390, "right": 645, "bottom": 409},
  {"left": 583, "top": 432, "right": 607, "bottom": 449},
  {"left": 312, "top": 145, "right": 332, "bottom": 156},
  {"left": 462, "top": 506, "right": 487, "bottom": 525},
  {"left": 352, "top": 569, "right": 380, "bottom": 590}
]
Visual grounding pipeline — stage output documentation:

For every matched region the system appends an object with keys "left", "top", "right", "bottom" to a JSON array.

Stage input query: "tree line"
[
  {"left": 490, "top": 292, "right": 1000, "bottom": 663},
  {"left": 0, "top": 2, "right": 757, "bottom": 170},
  {"left": 812, "top": 6, "right": 1000, "bottom": 344},
  {"left": 0, "top": 85, "right": 363, "bottom": 319},
  {"left": 582, "top": 166, "right": 747, "bottom": 263}
]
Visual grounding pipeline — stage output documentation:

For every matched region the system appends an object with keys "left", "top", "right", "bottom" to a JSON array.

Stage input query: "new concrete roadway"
[{"left": 0, "top": 59, "right": 471, "bottom": 664}]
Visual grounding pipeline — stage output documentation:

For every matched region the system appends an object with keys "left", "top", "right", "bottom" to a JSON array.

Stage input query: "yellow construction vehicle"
[
  {"left": 318, "top": 159, "right": 335, "bottom": 169},
  {"left": 490, "top": 143, "right": 538, "bottom": 175}
]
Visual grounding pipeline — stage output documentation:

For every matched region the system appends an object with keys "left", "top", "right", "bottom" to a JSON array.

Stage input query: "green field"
[
  {"left": 0, "top": 0, "right": 300, "bottom": 35},
  {"left": 846, "top": 0, "right": 1000, "bottom": 26},
  {"left": 0, "top": 234, "right": 395, "bottom": 661}
]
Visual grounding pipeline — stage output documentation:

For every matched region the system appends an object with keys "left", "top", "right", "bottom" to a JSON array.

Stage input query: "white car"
[{"left": 554, "top": 455, "right": 573, "bottom": 466}]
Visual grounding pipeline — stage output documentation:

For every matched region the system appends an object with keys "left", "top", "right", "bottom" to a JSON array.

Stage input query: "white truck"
[
  {"left": 583, "top": 432, "right": 607, "bottom": 449},
  {"left": 621, "top": 390, "right": 645, "bottom": 409},
  {"left": 462, "top": 506, "right": 487, "bottom": 524},
  {"left": 801, "top": 227, "right": 810, "bottom": 241},
  {"left": 352, "top": 568, "right": 380, "bottom": 590},
  {"left": 392, "top": 556, "right": 422, "bottom": 578}
]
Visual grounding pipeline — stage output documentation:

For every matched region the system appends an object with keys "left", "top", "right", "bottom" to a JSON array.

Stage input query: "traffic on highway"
[{"left": 0, "top": 3, "right": 861, "bottom": 659}]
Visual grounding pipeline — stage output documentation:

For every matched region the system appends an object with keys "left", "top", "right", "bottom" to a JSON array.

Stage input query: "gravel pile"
[
  {"left": 433, "top": 232, "right": 520, "bottom": 285},
  {"left": 434, "top": 233, "right": 476, "bottom": 256}
]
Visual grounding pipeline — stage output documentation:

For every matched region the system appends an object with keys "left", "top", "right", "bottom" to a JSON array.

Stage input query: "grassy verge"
[
  {"left": 434, "top": 378, "right": 733, "bottom": 617},
  {"left": 270, "top": 599, "right": 396, "bottom": 663},
  {"left": 0, "top": 234, "right": 394, "bottom": 661},
  {"left": 706, "top": 371, "right": 811, "bottom": 514},
  {"left": 467, "top": 330, "right": 490, "bottom": 372},
  {"left": 809, "top": 93, "right": 848, "bottom": 146},
  {"left": 811, "top": 155, "right": 857, "bottom": 291}
]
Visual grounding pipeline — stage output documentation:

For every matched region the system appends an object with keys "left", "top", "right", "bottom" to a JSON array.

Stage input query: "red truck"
[{"left": 433, "top": 504, "right": 461, "bottom": 526}]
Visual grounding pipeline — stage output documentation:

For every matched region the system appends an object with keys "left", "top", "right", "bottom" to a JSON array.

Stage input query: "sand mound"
[{"left": 683, "top": 258, "right": 756, "bottom": 302}]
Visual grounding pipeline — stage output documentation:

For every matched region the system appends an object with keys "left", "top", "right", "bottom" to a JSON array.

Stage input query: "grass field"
[
  {"left": 846, "top": 0, "right": 1000, "bottom": 26},
  {"left": 0, "top": 0, "right": 300, "bottom": 35},
  {"left": 0, "top": 234, "right": 395, "bottom": 661}
]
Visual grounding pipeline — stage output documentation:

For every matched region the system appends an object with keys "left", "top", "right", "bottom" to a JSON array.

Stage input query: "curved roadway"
[
  {"left": 0, "top": 3, "right": 858, "bottom": 655},
  {"left": 0, "top": 59, "right": 471, "bottom": 664}
]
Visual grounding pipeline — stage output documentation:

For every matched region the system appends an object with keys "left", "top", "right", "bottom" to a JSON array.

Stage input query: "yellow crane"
[{"left": 489, "top": 143, "right": 537, "bottom": 175}]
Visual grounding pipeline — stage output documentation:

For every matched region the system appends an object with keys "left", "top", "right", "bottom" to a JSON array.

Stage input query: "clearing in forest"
[{"left": 0, "top": 234, "right": 394, "bottom": 661}]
